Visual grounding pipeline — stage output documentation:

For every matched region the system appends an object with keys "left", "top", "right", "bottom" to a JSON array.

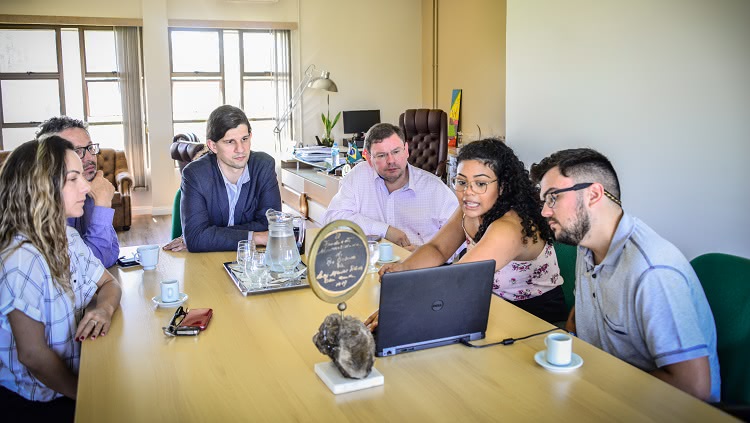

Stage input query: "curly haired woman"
[
  {"left": 0, "top": 136, "right": 122, "bottom": 421},
  {"left": 370, "top": 138, "right": 566, "bottom": 325}
]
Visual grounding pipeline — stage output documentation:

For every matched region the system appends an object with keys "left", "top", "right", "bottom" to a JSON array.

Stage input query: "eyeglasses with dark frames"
[
  {"left": 542, "top": 182, "right": 622, "bottom": 209},
  {"left": 452, "top": 178, "right": 498, "bottom": 194},
  {"left": 162, "top": 306, "right": 196, "bottom": 336},
  {"left": 73, "top": 143, "right": 100, "bottom": 159}
]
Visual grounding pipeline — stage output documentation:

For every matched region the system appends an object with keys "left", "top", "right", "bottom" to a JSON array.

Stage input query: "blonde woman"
[{"left": 0, "top": 136, "right": 122, "bottom": 420}]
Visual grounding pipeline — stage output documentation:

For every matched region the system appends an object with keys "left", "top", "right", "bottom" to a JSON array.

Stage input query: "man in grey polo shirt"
[{"left": 530, "top": 148, "right": 719, "bottom": 402}]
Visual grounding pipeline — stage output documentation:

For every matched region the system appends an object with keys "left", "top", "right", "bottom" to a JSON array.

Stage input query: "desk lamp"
[{"left": 273, "top": 64, "right": 338, "bottom": 152}]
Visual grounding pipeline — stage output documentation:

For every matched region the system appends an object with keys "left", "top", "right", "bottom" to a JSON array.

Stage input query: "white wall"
[
  {"left": 506, "top": 0, "right": 750, "bottom": 259},
  {"left": 0, "top": 0, "right": 141, "bottom": 17},
  {"left": 166, "top": 0, "right": 296, "bottom": 21},
  {"left": 0, "top": 0, "right": 297, "bottom": 20},
  {"left": 140, "top": 0, "right": 176, "bottom": 215},
  {"left": 298, "top": 0, "right": 422, "bottom": 145}
]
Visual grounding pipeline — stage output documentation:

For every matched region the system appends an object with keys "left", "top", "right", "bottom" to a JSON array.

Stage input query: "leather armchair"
[
  {"left": 97, "top": 148, "right": 133, "bottom": 231},
  {"left": 1, "top": 148, "right": 133, "bottom": 231},
  {"left": 399, "top": 109, "right": 448, "bottom": 179}
]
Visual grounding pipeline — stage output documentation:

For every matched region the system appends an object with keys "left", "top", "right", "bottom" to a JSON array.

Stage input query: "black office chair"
[
  {"left": 399, "top": 109, "right": 448, "bottom": 179},
  {"left": 170, "top": 133, "right": 206, "bottom": 173},
  {"left": 170, "top": 133, "right": 206, "bottom": 239}
]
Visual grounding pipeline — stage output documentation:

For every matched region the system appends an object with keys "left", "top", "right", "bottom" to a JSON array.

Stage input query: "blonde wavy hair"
[{"left": 0, "top": 136, "right": 75, "bottom": 294}]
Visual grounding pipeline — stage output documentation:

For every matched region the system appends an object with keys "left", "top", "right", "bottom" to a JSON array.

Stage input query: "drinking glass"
[
  {"left": 247, "top": 251, "right": 268, "bottom": 288},
  {"left": 278, "top": 247, "right": 299, "bottom": 279},
  {"left": 245, "top": 233, "right": 256, "bottom": 254},
  {"left": 237, "top": 240, "right": 253, "bottom": 277},
  {"left": 367, "top": 240, "right": 380, "bottom": 273}
]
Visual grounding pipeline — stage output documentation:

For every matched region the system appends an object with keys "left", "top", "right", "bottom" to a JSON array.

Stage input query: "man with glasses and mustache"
[
  {"left": 530, "top": 148, "right": 719, "bottom": 402},
  {"left": 324, "top": 123, "right": 457, "bottom": 251},
  {"left": 37, "top": 116, "right": 119, "bottom": 267}
]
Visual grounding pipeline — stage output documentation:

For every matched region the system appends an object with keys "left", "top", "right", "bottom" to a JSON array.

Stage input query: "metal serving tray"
[{"left": 223, "top": 262, "right": 309, "bottom": 296}]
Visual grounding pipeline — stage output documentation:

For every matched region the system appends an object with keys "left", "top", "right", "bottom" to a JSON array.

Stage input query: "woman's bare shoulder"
[{"left": 482, "top": 212, "right": 545, "bottom": 260}]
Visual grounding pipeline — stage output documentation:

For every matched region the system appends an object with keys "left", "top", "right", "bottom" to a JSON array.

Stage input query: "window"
[
  {"left": 82, "top": 29, "right": 124, "bottom": 150},
  {"left": 0, "top": 27, "right": 63, "bottom": 150},
  {"left": 0, "top": 26, "right": 129, "bottom": 151},
  {"left": 169, "top": 28, "right": 291, "bottom": 155}
]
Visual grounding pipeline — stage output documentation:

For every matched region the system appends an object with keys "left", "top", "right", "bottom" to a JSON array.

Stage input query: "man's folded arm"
[{"left": 76, "top": 205, "right": 120, "bottom": 267}]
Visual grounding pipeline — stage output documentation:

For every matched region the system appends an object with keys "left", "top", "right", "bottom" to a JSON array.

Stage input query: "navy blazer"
[{"left": 181, "top": 152, "right": 281, "bottom": 252}]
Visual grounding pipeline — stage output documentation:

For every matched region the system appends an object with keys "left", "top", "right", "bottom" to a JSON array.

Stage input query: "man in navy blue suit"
[{"left": 163, "top": 105, "right": 281, "bottom": 252}]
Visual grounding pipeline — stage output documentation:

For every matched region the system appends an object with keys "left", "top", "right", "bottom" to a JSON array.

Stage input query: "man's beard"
[
  {"left": 554, "top": 200, "right": 591, "bottom": 246},
  {"left": 83, "top": 160, "right": 97, "bottom": 181}
]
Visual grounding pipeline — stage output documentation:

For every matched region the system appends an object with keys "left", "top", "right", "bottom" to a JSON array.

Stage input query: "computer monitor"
[{"left": 342, "top": 110, "right": 381, "bottom": 147}]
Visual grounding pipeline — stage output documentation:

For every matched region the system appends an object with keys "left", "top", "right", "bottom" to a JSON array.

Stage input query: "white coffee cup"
[
  {"left": 379, "top": 242, "right": 394, "bottom": 262},
  {"left": 160, "top": 280, "right": 180, "bottom": 303},
  {"left": 135, "top": 245, "right": 160, "bottom": 270},
  {"left": 544, "top": 333, "right": 573, "bottom": 366}
]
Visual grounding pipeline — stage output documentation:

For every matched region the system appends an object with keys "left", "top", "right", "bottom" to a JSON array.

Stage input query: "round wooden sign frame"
[{"left": 307, "top": 220, "right": 369, "bottom": 303}]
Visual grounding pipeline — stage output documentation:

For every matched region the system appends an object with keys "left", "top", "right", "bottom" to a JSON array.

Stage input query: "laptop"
[{"left": 375, "top": 260, "right": 495, "bottom": 357}]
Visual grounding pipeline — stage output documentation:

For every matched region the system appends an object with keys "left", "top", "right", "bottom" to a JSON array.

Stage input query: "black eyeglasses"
[
  {"left": 163, "top": 306, "right": 196, "bottom": 336},
  {"left": 543, "top": 182, "right": 621, "bottom": 208},
  {"left": 73, "top": 143, "right": 100, "bottom": 159}
]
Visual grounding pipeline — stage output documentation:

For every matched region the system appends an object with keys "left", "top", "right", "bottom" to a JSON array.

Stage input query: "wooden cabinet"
[{"left": 279, "top": 160, "right": 342, "bottom": 227}]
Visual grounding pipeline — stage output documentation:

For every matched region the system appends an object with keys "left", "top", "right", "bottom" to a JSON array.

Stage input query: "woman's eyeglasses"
[{"left": 452, "top": 178, "right": 498, "bottom": 194}]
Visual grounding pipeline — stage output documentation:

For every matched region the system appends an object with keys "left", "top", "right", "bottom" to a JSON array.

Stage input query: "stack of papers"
[{"left": 294, "top": 146, "right": 332, "bottom": 162}]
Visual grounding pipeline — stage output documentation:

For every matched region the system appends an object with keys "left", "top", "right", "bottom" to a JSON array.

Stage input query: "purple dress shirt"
[{"left": 67, "top": 196, "right": 120, "bottom": 267}]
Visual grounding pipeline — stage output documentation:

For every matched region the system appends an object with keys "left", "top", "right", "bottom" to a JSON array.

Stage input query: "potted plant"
[{"left": 320, "top": 94, "right": 340, "bottom": 147}]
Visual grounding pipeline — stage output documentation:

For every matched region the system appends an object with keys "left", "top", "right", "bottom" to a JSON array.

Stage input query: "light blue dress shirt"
[{"left": 221, "top": 165, "right": 251, "bottom": 226}]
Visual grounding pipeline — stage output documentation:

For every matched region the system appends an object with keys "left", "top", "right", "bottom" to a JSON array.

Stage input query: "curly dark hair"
[{"left": 457, "top": 138, "right": 553, "bottom": 245}]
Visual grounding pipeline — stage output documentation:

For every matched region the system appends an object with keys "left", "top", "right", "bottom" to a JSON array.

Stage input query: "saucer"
[
  {"left": 377, "top": 255, "right": 400, "bottom": 264},
  {"left": 534, "top": 351, "right": 583, "bottom": 372},
  {"left": 152, "top": 293, "right": 188, "bottom": 308}
]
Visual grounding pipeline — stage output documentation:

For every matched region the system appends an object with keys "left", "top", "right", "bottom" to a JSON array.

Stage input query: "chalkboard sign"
[{"left": 307, "top": 220, "right": 369, "bottom": 303}]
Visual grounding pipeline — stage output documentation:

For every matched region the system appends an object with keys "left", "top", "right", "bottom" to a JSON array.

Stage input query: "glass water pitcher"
[{"left": 265, "top": 209, "right": 304, "bottom": 276}]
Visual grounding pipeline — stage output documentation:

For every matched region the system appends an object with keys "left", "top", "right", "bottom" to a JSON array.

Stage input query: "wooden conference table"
[{"left": 76, "top": 242, "right": 733, "bottom": 422}]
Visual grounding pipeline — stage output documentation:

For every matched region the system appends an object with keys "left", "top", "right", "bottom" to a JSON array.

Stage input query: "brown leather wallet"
[{"left": 180, "top": 308, "right": 213, "bottom": 331}]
